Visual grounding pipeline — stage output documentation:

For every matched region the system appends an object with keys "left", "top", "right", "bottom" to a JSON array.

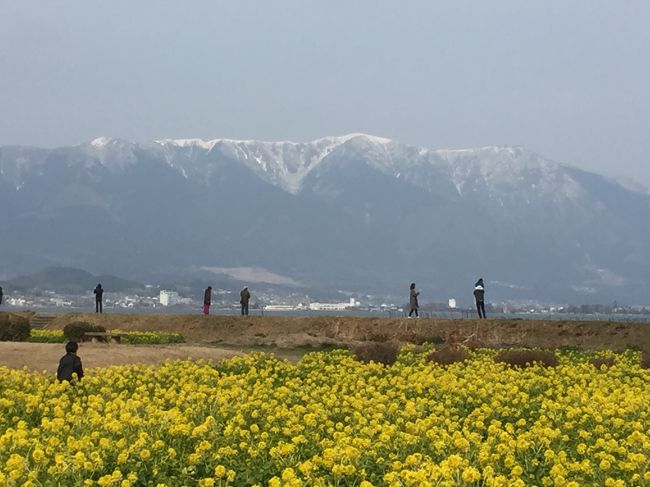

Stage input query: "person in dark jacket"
[
  {"left": 203, "top": 286, "right": 212, "bottom": 315},
  {"left": 240, "top": 286, "right": 250, "bottom": 316},
  {"left": 93, "top": 283, "right": 103, "bottom": 313},
  {"left": 408, "top": 283, "right": 420, "bottom": 317},
  {"left": 473, "top": 278, "right": 486, "bottom": 319},
  {"left": 57, "top": 341, "right": 84, "bottom": 382},
  {"left": 0, "top": 286, "right": 3, "bottom": 305}
]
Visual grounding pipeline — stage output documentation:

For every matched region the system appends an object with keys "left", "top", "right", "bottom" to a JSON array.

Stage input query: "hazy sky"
[{"left": 1, "top": 1, "right": 649, "bottom": 185}]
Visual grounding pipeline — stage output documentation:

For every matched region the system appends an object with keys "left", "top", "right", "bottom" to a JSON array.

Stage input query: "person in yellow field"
[{"left": 57, "top": 341, "right": 84, "bottom": 382}]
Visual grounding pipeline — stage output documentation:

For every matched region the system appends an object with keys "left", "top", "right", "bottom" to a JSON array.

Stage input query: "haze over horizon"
[{"left": 1, "top": 1, "right": 649, "bottom": 186}]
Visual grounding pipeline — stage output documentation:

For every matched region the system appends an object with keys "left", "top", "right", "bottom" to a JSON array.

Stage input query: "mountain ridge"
[{"left": 1, "top": 135, "right": 648, "bottom": 304}]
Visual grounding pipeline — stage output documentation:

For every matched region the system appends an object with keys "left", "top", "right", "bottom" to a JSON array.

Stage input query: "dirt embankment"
[{"left": 40, "top": 313, "right": 650, "bottom": 352}]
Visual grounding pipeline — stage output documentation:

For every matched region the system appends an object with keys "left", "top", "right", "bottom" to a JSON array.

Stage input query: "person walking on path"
[
  {"left": 203, "top": 286, "right": 212, "bottom": 315},
  {"left": 57, "top": 341, "right": 84, "bottom": 382},
  {"left": 93, "top": 283, "right": 104, "bottom": 313},
  {"left": 408, "top": 283, "right": 420, "bottom": 318},
  {"left": 240, "top": 286, "right": 250, "bottom": 316},
  {"left": 0, "top": 286, "right": 3, "bottom": 305},
  {"left": 474, "top": 278, "right": 486, "bottom": 319}
]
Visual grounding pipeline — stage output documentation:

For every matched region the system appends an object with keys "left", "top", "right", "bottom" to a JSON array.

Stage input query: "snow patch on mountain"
[{"left": 156, "top": 133, "right": 394, "bottom": 193}]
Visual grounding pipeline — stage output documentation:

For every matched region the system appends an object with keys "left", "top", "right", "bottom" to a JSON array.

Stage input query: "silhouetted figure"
[
  {"left": 240, "top": 286, "right": 250, "bottom": 316},
  {"left": 474, "top": 278, "right": 486, "bottom": 319},
  {"left": 0, "top": 286, "right": 3, "bottom": 305},
  {"left": 408, "top": 283, "right": 420, "bottom": 317},
  {"left": 93, "top": 283, "right": 103, "bottom": 313},
  {"left": 57, "top": 341, "right": 84, "bottom": 382},
  {"left": 203, "top": 286, "right": 212, "bottom": 315}
]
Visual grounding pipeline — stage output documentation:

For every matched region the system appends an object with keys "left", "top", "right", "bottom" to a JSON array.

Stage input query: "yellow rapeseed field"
[{"left": 0, "top": 347, "right": 648, "bottom": 486}]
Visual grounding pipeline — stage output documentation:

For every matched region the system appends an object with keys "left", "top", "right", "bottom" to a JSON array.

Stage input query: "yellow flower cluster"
[{"left": 0, "top": 348, "right": 648, "bottom": 486}]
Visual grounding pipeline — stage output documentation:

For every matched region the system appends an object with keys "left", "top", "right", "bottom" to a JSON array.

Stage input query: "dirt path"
[{"left": 0, "top": 342, "right": 242, "bottom": 373}]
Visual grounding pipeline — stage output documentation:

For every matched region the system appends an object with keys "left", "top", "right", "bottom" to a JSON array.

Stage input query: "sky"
[{"left": 1, "top": 1, "right": 649, "bottom": 186}]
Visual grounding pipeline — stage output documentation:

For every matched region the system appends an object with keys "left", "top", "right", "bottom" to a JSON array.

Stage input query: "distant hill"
[
  {"left": 8, "top": 267, "right": 144, "bottom": 294},
  {"left": 1, "top": 135, "right": 649, "bottom": 304}
]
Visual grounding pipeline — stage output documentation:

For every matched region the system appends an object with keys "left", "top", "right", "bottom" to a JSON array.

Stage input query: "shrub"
[
  {"left": 495, "top": 349, "right": 558, "bottom": 368},
  {"left": 641, "top": 351, "right": 650, "bottom": 369},
  {"left": 0, "top": 313, "right": 31, "bottom": 342},
  {"left": 63, "top": 322, "right": 106, "bottom": 341},
  {"left": 590, "top": 357, "right": 615, "bottom": 370},
  {"left": 428, "top": 347, "right": 469, "bottom": 366},
  {"left": 415, "top": 335, "right": 445, "bottom": 345},
  {"left": 351, "top": 341, "right": 399, "bottom": 365}
]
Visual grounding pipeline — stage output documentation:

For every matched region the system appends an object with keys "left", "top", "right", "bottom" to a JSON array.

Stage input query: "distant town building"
[
  {"left": 448, "top": 298, "right": 457, "bottom": 309},
  {"left": 309, "top": 300, "right": 358, "bottom": 311},
  {"left": 159, "top": 290, "right": 180, "bottom": 306}
]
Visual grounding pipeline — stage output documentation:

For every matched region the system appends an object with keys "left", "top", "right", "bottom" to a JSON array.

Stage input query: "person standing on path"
[
  {"left": 93, "top": 283, "right": 103, "bottom": 313},
  {"left": 203, "top": 286, "right": 212, "bottom": 315},
  {"left": 474, "top": 278, "right": 486, "bottom": 319},
  {"left": 408, "top": 283, "right": 420, "bottom": 318},
  {"left": 57, "top": 341, "right": 84, "bottom": 382},
  {"left": 240, "top": 286, "right": 250, "bottom": 316}
]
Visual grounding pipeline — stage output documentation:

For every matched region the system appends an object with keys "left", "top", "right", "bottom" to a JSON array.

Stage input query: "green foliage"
[
  {"left": 29, "top": 330, "right": 65, "bottom": 343},
  {"left": 63, "top": 322, "right": 106, "bottom": 341},
  {"left": 0, "top": 313, "right": 31, "bottom": 342},
  {"left": 112, "top": 330, "right": 184, "bottom": 344}
]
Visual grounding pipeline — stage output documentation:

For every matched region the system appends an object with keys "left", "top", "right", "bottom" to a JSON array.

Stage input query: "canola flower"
[{"left": 0, "top": 347, "right": 648, "bottom": 486}]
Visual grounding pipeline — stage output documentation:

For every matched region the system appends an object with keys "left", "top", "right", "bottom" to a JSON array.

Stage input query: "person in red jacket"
[{"left": 203, "top": 286, "right": 212, "bottom": 315}]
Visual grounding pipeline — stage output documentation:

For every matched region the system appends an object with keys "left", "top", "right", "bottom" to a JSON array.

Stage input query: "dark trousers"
[
  {"left": 409, "top": 308, "right": 418, "bottom": 317},
  {"left": 96, "top": 300, "right": 103, "bottom": 313},
  {"left": 476, "top": 300, "right": 485, "bottom": 319},
  {"left": 241, "top": 303, "right": 249, "bottom": 315}
]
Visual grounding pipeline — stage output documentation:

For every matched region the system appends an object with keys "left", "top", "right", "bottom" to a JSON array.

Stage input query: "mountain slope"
[{"left": 1, "top": 135, "right": 648, "bottom": 304}]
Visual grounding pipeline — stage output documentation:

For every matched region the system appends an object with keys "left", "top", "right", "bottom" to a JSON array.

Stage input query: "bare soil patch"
[{"left": 0, "top": 342, "right": 241, "bottom": 373}]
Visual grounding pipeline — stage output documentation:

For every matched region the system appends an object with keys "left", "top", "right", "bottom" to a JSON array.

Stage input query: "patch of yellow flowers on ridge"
[{"left": 0, "top": 347, "right": 648, "bottom": 486}]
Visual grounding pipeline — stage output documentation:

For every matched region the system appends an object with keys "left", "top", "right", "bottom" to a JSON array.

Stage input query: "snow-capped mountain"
[{"left": 1, "top": 134, "right": 649, "bottom": 303}]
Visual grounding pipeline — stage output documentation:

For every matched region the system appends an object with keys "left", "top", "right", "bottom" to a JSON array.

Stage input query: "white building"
[
  {"left": 309, "top": 301, "right": 349, "bottom": 311},
  {"left": 159, "top": 290, "right": 180, "bottom": 306}
]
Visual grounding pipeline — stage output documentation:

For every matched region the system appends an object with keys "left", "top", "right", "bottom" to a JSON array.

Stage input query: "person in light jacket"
[
  {"left": 473, "top": 278, "right": 486, "bottom": 319},
  {"left": 408, "top": 282, "right": 420, "bottom": 318}
]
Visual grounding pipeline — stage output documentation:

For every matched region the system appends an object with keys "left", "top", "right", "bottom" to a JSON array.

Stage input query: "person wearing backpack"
[{"left": 474, "top": 278, "right": 486, "bottom": 319}]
